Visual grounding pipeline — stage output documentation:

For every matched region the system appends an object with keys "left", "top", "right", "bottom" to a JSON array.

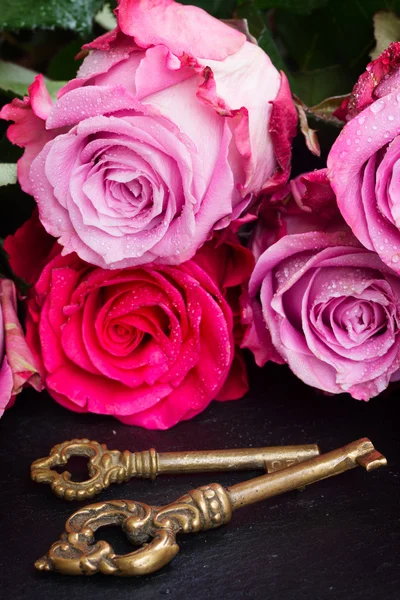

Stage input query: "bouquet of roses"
[{"left": 1, "top": 0, "right": 400, "bottom": 428}]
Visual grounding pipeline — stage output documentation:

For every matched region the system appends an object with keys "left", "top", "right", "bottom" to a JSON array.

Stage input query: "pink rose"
[
  {"left": 328, "top": 42, "right": 400, "bottom": 274},
  {"left": 0, "top": 0, "right": 296, "bottom": 269},
  {"left": 246, "top": 217, "right": 400, "bottom": 400},
  {"left": 0, "top": 278, "right": 42, "bottom": 417},
  {"left": 8, "top": 214, "right": 252, "bottom": 429}
]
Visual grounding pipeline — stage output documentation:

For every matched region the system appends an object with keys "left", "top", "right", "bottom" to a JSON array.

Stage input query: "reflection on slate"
[{"left": 0, "top": 362, "right": 399, "bottom": 599}]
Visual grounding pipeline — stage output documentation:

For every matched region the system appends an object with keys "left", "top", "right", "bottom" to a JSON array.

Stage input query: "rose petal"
[{"left": 117, "top": 0, "right": 245, "bottom": 61}]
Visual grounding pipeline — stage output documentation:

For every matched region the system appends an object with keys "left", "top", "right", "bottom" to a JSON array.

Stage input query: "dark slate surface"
[{"left": 0, "top": 361, "right": 399, "bottom": 600}]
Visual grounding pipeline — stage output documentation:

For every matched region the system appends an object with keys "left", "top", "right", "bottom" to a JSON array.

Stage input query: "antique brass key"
[
  {"left": 35, "top": 438, "right": 386, "bottom": 576},
  {"left": 31, "top": 438, "right": 320, "bottom": 501}
]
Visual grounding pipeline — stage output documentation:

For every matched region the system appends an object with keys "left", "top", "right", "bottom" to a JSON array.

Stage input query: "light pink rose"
[
  {"left": 328, "top": 42, "right": 400, "bottom": 274},
  {"left": 0, "top": 0, "right": 296, "bottom": 269},
  {"left": 0, "top": 278, "right": 42, "bottom": 417},
  {"left": 245, "top": 213, "right": 400, "bottom": 400}
]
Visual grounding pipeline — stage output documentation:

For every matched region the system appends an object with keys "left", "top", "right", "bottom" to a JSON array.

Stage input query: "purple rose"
[
  {"left": 246, "top": 225, "right": 400, "bottom": 400},
  {"left": 328, "top": 42, "right": 400, "bottom": 274}
]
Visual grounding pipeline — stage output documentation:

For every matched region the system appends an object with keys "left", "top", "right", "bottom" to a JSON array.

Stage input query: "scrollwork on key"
[{"left": 35, "top": 484, "right": 232, "bottom": 576}]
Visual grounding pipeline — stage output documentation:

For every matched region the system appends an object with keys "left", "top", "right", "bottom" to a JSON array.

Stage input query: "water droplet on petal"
[{"left": 370, "top": 100, "right": 385, "bottom": 113}]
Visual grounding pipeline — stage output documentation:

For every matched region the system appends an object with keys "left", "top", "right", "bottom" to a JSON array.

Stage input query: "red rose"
[{"left": 6, "top": 213, "right": 252, "bottom": 429}]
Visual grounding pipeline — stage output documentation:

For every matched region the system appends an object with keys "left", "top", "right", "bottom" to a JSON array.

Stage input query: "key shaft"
[
  {"left": 227, "top": 438, "right": 387, "bottom": 510},
  {"left": 157, "top": 445, "right": 319, "bottom": 474},
  {"left": 31, "top": 438, "right": 320, "bottom": 501}
]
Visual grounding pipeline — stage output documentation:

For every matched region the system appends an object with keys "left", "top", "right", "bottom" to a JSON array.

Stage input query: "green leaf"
[
  {"left": 254, "top": 0, "right": 330, "bottom": 14},
  {"left": 234, "top": 3, "right": 267, "bottom": 38},
  {"left": 0, "top": 60, "right": 66, "bottom": 99},
  {"left": 222, "top": 19, "right": 257, "bottom": 43},
  {"left": 371, "top": 11, "right": 400, "bottom": 59},
  {"left": 307, "top": 94, "right": 348, "bottom": 125},
  {"left": 95, "top": 3, "right": 117, "bottom": 31},
  {"left": 180, "top": 0, "right": 238, "bottom": 18},
  {"left": 0, "top": 163, "right": 17, "bottom": 187},
  {"left": 257, "top": 27, "right": 297, "bottom": 92},
  {"left": 47, "top": 39, "right": 84, "bottom": 81},
  {"left": 258, "top": 27, "right": 287, "bottom": 71},
  {"left": 0, "top": 0, "right": 105, "bottom": 35},
  {"left": 293, "top": 65, "right": 354, "bottom": 106}
]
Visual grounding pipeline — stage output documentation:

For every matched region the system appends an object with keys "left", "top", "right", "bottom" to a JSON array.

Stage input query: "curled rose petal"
[
  {"left": 117, "top": 0, "right": 246, "bottom": 60},
  {"left": 0, "top": 279, "right": 43, "bottom": 417},
  {"left": 0, "top": 75, "right": 56, "bottom": 195}
]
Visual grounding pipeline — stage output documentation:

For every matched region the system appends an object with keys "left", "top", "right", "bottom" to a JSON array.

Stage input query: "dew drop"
[
  {"left": 370, "top": 100, "right": 385, "bottom": 113},
  {"left": 392, "top": 254, "right": 400, "bottom": 263},
  {"left": 388, "top": 114, "right": 395, "bottom": 121},
  {"left": 358, "top": 116, "right": 365, "bottom": 125}
]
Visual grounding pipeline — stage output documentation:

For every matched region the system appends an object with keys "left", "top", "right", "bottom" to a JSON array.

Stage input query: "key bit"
[
  {"left": 35, "top": 438, "right": 386, "bottom": 576},
  {"left": 31, "top": 438, "right": 320, "bottom": 501}
]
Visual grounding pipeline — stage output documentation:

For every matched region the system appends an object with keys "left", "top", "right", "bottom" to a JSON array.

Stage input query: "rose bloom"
[
  {"left": 245, "top": 206, "right": 400, "bottom": 400},
  {"left": 5, "top": 213, "right": 253, "bottom": 429},
  {"left": 328, "top": 42, "right": 400, "bottom": 275},
  {"left": 0, "top": 278, "right": 42, "bottom": 417},
  {"left": 0, "top": 0, "right": 296, "bottom": 270}
]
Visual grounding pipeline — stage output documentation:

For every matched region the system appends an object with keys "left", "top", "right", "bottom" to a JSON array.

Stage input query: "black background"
[{"left": 0, "top": 361, "right": 399, "bottom": 600}]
